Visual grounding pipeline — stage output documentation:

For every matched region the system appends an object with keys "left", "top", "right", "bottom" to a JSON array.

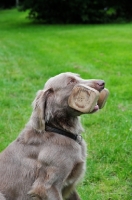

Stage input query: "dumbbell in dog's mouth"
[{"left": 68, "top": 84, "right": 109, "bottom": 114}]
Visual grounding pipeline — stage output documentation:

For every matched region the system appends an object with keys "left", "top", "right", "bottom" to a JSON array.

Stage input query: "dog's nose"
[{"left": 96, "top": 80, "right": 105, "bottom": 91}]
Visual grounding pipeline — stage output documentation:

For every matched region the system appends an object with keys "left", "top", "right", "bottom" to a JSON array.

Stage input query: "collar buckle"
[{"left": 76, "top": 134, "right": 82, "bottom": 144}]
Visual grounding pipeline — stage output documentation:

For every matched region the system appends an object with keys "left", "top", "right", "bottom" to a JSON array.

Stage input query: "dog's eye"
[{"left": 67, "top": 78, "right": 76, "bottom": 85}]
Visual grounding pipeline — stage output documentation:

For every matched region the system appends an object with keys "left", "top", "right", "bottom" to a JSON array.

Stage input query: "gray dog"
[{"left": 0, "top": 72, "right": 107, "bottom": 200}]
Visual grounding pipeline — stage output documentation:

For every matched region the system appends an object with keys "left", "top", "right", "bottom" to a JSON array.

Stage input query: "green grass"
[{"left": 0, "top": 9, "right": 132, "bottom": 200}]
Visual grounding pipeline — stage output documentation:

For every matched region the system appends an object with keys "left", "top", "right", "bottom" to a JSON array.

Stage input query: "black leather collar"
[{"left": 45, "top": 124, "right": 82, "bottom": 144}]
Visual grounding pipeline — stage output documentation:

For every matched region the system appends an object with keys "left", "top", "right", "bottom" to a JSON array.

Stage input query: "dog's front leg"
[
  {"left": 66, "top": 190, "right": 81, "bottom": 200},
  {"left": 28, "top": 184, "right": 62, "bottom": 200},
  {"left": 28, "top": 166, "right": 62, "bottom": 200}
]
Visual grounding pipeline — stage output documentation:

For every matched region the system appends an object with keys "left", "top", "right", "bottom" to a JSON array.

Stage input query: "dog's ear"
[{"left": 30, "top": 88, "right": 53, "bottom": 132}]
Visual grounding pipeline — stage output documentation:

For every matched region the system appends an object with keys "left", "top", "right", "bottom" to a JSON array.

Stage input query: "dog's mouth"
[
  {"left": 68, "top": 85, "right": 109, "bottom": 114},
  {"left": 90, "top": 103, "right": 99, "bottom": 113}
]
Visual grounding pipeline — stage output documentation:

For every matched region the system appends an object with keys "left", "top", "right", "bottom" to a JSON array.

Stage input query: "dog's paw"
[{"left": 27, "top": 190, "right": 42, "bottom": 200}]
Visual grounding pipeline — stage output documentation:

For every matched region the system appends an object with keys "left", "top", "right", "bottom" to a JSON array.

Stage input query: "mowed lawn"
[{"left": 0, "top": 9, "right": 132, "bottom": 200}]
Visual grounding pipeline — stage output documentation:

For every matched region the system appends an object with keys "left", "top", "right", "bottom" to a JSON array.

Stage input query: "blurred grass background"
[{"left": 0, "top": 9, "right": 132, "bottom": 200}]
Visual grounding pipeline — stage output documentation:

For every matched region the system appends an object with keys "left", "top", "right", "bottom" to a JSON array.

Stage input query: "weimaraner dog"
[{"left": 0, "top": 72, "right": 108, "bottom": 200}]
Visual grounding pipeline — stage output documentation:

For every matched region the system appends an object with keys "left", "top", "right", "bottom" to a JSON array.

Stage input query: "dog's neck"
[
  {"left": 45, "top": 114, "right": 84, "bottom": 135},
  {"left": 28, "top": 109, "right": 84, "bottom": 135}
]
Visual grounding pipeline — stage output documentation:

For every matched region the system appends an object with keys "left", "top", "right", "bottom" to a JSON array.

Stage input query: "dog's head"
[{"left": 30, "top": 72, "right": 109, "bottom": 132}]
